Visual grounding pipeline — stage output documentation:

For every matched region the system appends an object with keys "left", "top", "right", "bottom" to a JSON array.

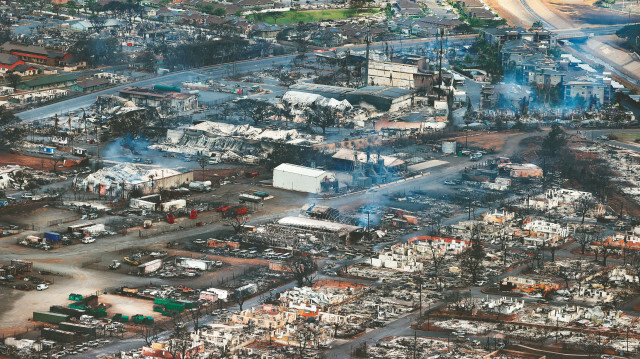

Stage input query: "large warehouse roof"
[
  {"left": 278, "top": 216, "right": 362, "bottom": 233},
  {"left": 274, "top": 163, "right": 329, "bottom": 178},
  {"left": 349, "top": 86, "right": 412, "bottom": 100}
]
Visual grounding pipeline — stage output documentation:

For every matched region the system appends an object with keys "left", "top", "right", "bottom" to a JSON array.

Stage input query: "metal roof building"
[
  {"left": 346, "top": 86, "right": 413, "bottom": 112},
  {"left": 288, "top": 83, "right": 355, "bottom": 100},
  {"left": 272, "top": 163, "right": 335, "bottom": 194}
]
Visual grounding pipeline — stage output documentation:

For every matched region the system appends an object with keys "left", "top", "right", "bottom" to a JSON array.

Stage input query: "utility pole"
[
  {"left": 438, "top": 28, "right": 444, "bottom": 85},
  {"left": 363, "top": 22, "right": 371, "bottom": 87},
  {"left": 366, "top": 211, "right": 370, "bottom": 232}
]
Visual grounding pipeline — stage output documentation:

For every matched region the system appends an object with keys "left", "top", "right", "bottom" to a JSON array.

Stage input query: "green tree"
[
  {"left": 235, "top": 98, "right": 272, "bottom": 126},
  {"left": 460, "top": 243, "right": 485, "bottom": 284},
  {"left": 304, "top": 104, "right": 339, "bottom": 135},
  {"left": 0, "top": 126, "right": 25, "bottom": 150},
  {"left": 542, "top": 124, "right": 566, "bottom": 156},
  {"left": 269, "top": 11, "right": 285, "bottom": 25},
  {"left": 138, "top": 51, "right": 156, "bottom": 73},
  {"left": 66, "top": 0, "right": 78, "bottom": 15},
  {"left": 6, "top": 73, "right": 21, "bottom": 89},
  {"left": 213, "top": 7, "right": 226, "bottom": 16}
]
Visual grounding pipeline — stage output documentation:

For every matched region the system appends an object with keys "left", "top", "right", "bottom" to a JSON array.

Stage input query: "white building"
[
  {"left": 523, "top": 218, "right": 570, "bottom": 244},
  {"left": 273, "top": 163, "right": 336, "bottom": 194},
  {"left": 371, "top": 236, "right": 469, "bottom": 272},
  {"left": 528, "top": 188, "right": 593, "bottom": 211}
]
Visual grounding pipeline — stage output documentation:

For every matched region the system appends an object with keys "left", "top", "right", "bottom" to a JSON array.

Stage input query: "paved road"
[
  {"left": 579, "top": 128, "right": 640, "bottom": 153},
  {"left": 516, "top": 0, "right": 640, "bottom": 87},
  {"left": 16, "top": 36, "right": 476, "bottom": 123}
]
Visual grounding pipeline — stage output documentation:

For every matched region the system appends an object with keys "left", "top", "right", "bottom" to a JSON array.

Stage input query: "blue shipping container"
[
  {"left": 38, "top": 146, "right": 55, "bottom": 155},
  {"left": 45, "top": 232, "right": 62, "bottom": 242}
]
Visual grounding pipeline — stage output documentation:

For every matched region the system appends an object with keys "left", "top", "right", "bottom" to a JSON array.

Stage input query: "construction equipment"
[{"left": 123, "top": 257, "right": 140, "bottom": 266}]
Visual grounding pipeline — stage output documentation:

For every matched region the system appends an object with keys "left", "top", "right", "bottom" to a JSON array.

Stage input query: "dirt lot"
[
  {"left": 454, "top": 131, "right": 522, "bottom": 152},
  {"left": 543, "top": 0, "right": 640, "bottom": 25},
  {"left": 483, "top": 0, "right": 538, "bottom": 27},
  {"left": 0, "top": 206, "right": 77, "bottom": 229},
  {"left": 100, "top": 294, "right": 156, "bottom": 318},
  {"left": 0, "top": 152, "right": 80, "bottom": 171},
  {"left": 484, "top": 0, "right": 640, "bottom": 28}
]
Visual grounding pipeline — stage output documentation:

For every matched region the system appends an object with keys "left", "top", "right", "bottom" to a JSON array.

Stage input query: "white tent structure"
[{"left": 273, "top": 163, "right": 335, "bottom": 194}]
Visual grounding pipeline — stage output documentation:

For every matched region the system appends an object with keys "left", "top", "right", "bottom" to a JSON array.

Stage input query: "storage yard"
[{"left": 4, "top": 0, "right": 640, "bottom": 355}]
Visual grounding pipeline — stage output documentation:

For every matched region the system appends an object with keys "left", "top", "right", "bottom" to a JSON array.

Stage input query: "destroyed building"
[
  {"left": 153, "top": 121, "right": 323, "bottom": 162},
  {"left": 78, "top": 163, "right": 193, "bottom": 197},
  {"left": 119, "top": 86, "right": 199, "bottom": 112},
  {"left": 367, "top": 58, "right": 437, "bottom": 91}
]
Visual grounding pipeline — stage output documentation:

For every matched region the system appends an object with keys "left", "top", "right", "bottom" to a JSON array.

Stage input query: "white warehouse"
[{"left": 273, "top": 163, "right": 336, "bottom": 194}]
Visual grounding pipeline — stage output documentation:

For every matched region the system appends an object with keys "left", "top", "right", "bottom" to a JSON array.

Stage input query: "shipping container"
[
  {"left": 176, "top": 300, "right": 196, "bottom": 309},
  {"left": 199, "top": 291, "right": 218, "bottom": 302},
  {"left": 44, "top": 232, "right": 62, "bottom": 242},
  {"left": 206, "top": 288, "right": 229, "bottom": 300},
  {"left": 33, "top": 311, "right": 69, "bottom": 324},
  {"left": 68, "top": 293, "right": 83, "bottom": 301},
  {"left": 236, "top": 283, "right": 257, "bottom": 296},
  {"left": 175, "top": 257, "right": 213, "bottom": 271},
  {"left": 38, "top": 146, "right": 55, "bottom": 155},
  {"left": 49, "top": 305, "right": 85, "bottom": 318},
  {"left": 59, "top": 322, "right": 97, "bottom": 336},
  {"left": 154, "top": 85, "right": 181, "bottom": 93},
  {"left": 41, "top": 328, "right": 75, "bottom": 343},
  {"left": 164, "top": 302, "right": 185, "bottom": 312},
  {"left": 154, "top": 297, "right": 172, "bottom": 306},
  {"left": 250, "top": 190, "right": 269, "bottom": 198},
  {"left": 67, "top": 223, "right": 95, "bottom": 234},
  {"left": 239, "top": 193, "right": 262, "bottom": 203},
  {"left": 137, "top": 259, "right": 162, "bottom": 274}
]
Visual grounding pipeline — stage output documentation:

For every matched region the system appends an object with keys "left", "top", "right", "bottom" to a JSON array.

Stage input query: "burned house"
[{"left": 119, "top": 87, "right": 199, "bottom": 112}]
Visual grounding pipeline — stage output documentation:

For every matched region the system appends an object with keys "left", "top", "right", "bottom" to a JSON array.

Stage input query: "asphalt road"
[
  {"left": 517, "top": 0, "right": 640, "bottom": 87},
  {"left": 15, "top": 35, "right": 476, "bottom": 122}
]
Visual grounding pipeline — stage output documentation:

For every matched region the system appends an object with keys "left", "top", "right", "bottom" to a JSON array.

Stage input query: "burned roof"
[
  {"left": 0, "top": 53, "right": 19, "bottom": 65},
  {"left": 75, "top": 77, "right": 111, "bottom": 89},
  {"left": 349, "top": 86, "right": 412, "bottom": 100}
]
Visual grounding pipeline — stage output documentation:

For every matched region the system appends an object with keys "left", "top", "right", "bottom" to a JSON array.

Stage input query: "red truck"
[
  {"left": 216, "top": 205, "right": 231, "bottom": 213},
  {"left": 222, "top": 206, "right": 247, "bottom": 218},
  {"left": 166, "top": 213, "right": 175, "bottom": 224}
]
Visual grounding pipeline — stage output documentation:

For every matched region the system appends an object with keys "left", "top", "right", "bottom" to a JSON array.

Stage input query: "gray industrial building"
[
  {"left": 346, "top": 86, "right": 413, "bottom": 112},
  {"left": 288, "top": 83, "right": 413, "bottom": 111}
]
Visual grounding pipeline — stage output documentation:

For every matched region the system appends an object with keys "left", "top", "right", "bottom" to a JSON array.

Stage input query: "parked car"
[
  {"left": 36, "top": 284, "right": 49, "bottom": 291},
  {"left": 82, "top": 237, "right": 96, "bottom": 244}
]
